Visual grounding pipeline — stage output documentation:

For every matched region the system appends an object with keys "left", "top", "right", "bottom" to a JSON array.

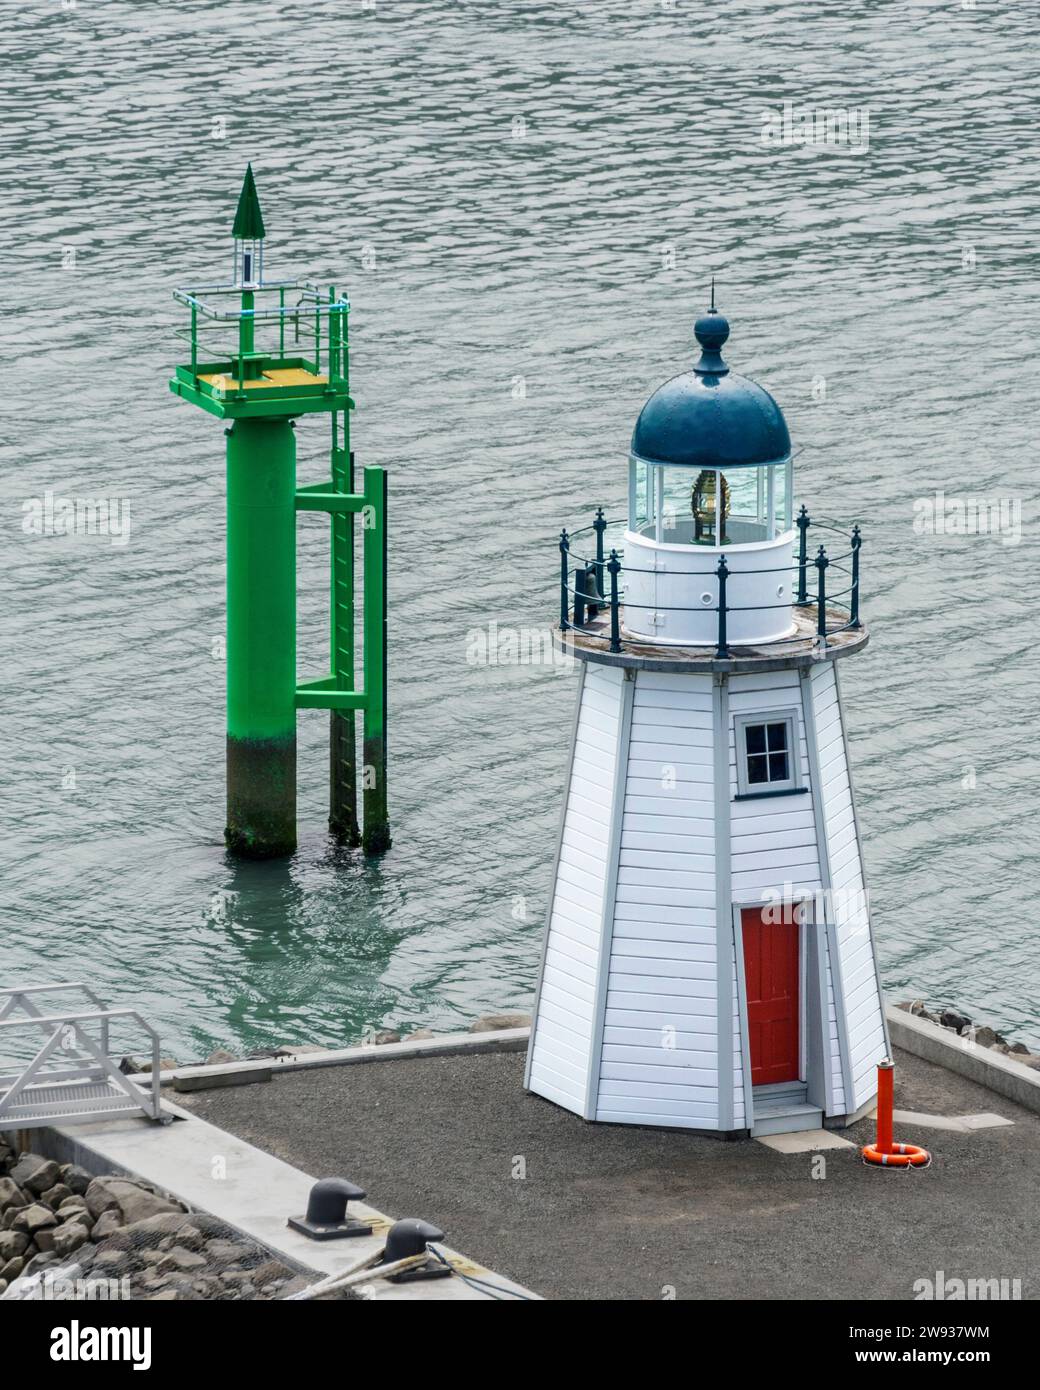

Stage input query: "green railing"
[{"left": 172, "top": 279, "right": 350, "bottom": 396}]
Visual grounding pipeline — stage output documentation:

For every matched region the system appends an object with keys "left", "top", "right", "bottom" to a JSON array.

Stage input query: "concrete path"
[{"left": 176, "top": 1044, "right": 1039, "bottom": 1301}]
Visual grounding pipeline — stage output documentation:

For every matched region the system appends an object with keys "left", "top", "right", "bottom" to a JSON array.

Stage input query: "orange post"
[
  {"left": 862, "top": 1057, "right": 930, "bottom": 1168},
  {"left": 876, "top": 1057, "right": 894, "bottom": 1154}
]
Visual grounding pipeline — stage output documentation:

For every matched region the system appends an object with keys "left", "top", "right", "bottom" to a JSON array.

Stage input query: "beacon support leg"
[
  {"left": 361, "top": 465, "right": 391, "bottom": 856},
  {"left": 329, "top": 434, "right": 360, "bottom": 846}
]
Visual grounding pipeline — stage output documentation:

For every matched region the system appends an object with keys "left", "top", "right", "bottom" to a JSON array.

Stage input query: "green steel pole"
[
  {"left": 328, "top": 288, "right": 359, "bottom": 845},
  {"left": 329, "top": 421, "right": 359, "bottom": 845},
  {"left": 361, "top": 464, "right": 390, "bottom": 855},
  {"left": 225, "top": 417, "right": 297, "bottom": 857}
]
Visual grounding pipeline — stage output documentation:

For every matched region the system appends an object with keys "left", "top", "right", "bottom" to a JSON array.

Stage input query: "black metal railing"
[{"left": 558, "top": 505, "right": 863, "bottom": 660}]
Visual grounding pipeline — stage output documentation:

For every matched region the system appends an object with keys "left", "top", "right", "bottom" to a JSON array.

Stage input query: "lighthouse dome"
[{"left": 630, "top": 309, "right": 791, "bottom": 470}]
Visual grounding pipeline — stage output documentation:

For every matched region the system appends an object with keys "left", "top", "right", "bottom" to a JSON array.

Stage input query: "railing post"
[
  {"left": 608, "top": 549, "right": 622, "bottom": 653},
  {"left": 850, "top": 525, "right": 862, "bottom": 628},
  {"left": 559, "top": 530, "right": 570, "bottom": 630},
  {"left": 715, "top": 555, "right": 731, "bottom": 659},
  {"left": 593, "top": 507, "right": 607, "bottom": 602},
  {"left": 573, "top": 564, "right": 588, "bottom": 629},
  {"left": 815, "top": 545, "right": 829, "bottom": 644},
  {"left": 796, "top": 504, "right": 810, "bottom": 604},
  {"left": 190, "top": 304, "right": 198, "bottom": 383}
]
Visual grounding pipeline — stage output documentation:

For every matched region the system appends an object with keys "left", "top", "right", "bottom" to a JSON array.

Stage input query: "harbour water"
[{"left": 4, "top": 1, "right": 1038, "bottom": 1057}]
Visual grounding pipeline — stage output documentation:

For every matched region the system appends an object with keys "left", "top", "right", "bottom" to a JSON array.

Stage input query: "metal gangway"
[{"left": 0, "top": 984, "right": 166, "bottom": 1132}]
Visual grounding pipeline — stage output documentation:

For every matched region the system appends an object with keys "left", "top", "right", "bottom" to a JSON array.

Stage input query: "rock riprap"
[{"left": 0, "top": 1140, "right": 313, "bottom": 1301}]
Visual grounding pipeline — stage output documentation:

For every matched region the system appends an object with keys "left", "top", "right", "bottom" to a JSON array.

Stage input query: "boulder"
[
  {"left": 206, "top": 1239, "right": 250, "bottom": 1263},
  {"left": 40, "top": 1183, "right": 73, "bottom": 1210},
  {"left": 13, "top": 1203, "right": 57, "bottom": 1236},
  {"left": 92, "top": 1249, "right": 131, "bottom": 1275},
  {"left": 1009, "top": 1041, "right": 1030, "bottom": 1055},
  {"left": 972, "top": 1026, "right": 998, "bottom": 1048},
  {"left": 0, "top": 1257, "right": 23, "bottom": 1283},
  {"left": 470, "top": 1011, "right": 532, "bottom": 1033},
  {"left": 204, "top": 1049, "right": 239, "bottom": 1066},
  {"left": 406, "top": 1029, "right": 436, "bottom": 1041},
  {"left": 23, "top": 1250, "right": 59, "bottom": 1277},
  {"left": 0, "top": 1230, "right": 29, "bottom": 1262},
  {"left": 120, "top": 1212, "right": 199, "bottom": 1245},
  {"left": 251, "top": 1258, "right": 291, "bottom": 1285},
  {"left": 119, "top": 1056, "right": 179, "bottom": 1075},
  {"left": 897, "top": 1000, "right": 937, "bottom": 1021},
  {"left": 0, "top": 1178, "right": 28, "bottom": 1213},
  {"left": 57, "top": 1210, "right": 93, "bottom": 1234},
  {"left": 89, "top": 1211, "right": 124, "bottom": 1242},
  {"left": 8, "top": 1156, "right": 61, "bottom": 1197},
  {"left": 371, "top": 1030, "right": 401, "bottom": 1045},
  {"left": 34, "top": 1223, "right": 88, "bottom": 1259},
  {"left": 60, "top": 1164, "right": 93, "bottom": 1196},
  {"left": 940, "top": 1010, "right": 972, "bottom": 1035},
  {"left": 84, "top": 1177, "right": 183, "bottom": 1225},
  {"left": 94, "top": 1230, "right": 132, "bottom": 1253},
  {"left": 156, "top": 1247, "right": 207, "bottom": 1274}
]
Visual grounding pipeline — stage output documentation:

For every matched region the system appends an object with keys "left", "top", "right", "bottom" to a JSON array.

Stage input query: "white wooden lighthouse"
[{"left": 524, "top": 302, "right": 889, "bottom": 1137}]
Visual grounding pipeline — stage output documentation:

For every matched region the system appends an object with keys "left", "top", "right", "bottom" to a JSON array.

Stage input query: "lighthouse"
[
  {"left": 525, "top": 302, "right": 889, "bottom": 1137},
  {"left": 169, "top": 166, "right": 390, "bottom": 859}
]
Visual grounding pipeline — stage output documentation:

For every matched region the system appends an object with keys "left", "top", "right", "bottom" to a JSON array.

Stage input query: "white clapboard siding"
[
  {"left": 811, "top": 663, "right": 886, "bottom": 1113},
  {"left": 727, "top": 672, "right": 823, "bottom": 902},
  {"left": 594, "top": 669, "right": 719, "bottom": 1129},
  {"left": 731, "top": 964, "right": 747, "bottom": 1128},
  {"left": 527, "top": 664, "right": 623, "bottom": 1115}
]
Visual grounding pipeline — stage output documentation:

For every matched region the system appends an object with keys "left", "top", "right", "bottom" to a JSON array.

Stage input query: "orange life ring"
[{"left": 862, "top": 1141, "right": 931, "bottom": 1168}]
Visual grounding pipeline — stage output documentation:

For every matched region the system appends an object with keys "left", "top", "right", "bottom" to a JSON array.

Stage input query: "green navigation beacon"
[{"left": 169, "top": 166, "right": 390, "bottom": 860}]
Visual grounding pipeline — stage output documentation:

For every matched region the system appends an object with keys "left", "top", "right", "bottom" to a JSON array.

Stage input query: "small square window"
[{"left": 735, "top": 713, "right": 799, "bottom": 796}]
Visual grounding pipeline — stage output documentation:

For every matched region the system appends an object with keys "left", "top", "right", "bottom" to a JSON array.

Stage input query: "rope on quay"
[
  {"left": 283, "top": 1250, "right": 429, "bottom": 1300},
  {"left": 282, "top": 1242, "right": 535, "bottom": 1301}
]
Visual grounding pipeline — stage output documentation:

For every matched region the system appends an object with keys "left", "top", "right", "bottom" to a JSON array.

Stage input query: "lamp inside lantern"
[{"left": 691, "top": 469, "right": 731, "bottom": 545}]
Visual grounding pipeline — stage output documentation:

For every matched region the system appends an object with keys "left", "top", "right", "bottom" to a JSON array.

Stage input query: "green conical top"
[{"left": 232, "top": 163, "right": 266, "bottom": 240}]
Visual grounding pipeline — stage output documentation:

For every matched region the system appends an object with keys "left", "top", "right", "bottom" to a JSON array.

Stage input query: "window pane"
[
  {"left": 746, "top": 724, "right": 766, "bottom": 755},
  {"left": 747, "top": 754, "right": 769, "bottom": 784},
  {"left": 767, "top": 722, "right": 788, "bottom": 751},
  {"left": 768, "top": 751, "right": 789, "bottom": 781},
  {"left": 634, "top": 460, "right": 648, "bottom": 527},
  {"left": 773, "top": 461, "right": 788, "bottom": 533}
]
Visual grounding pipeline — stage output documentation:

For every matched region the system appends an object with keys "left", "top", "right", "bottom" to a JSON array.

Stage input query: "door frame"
[{"left": 732, "top": 894, "right": 819, "bottom": 1128}]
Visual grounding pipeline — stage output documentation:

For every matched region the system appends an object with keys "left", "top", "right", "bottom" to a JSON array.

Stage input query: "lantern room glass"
[{"left": 628, "top": 458, "right": 794, "bottom": 544}]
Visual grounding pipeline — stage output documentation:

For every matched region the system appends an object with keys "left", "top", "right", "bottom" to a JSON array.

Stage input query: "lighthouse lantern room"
[{"left": 525, "top": 303, "right": 889, "bottom": 1137}]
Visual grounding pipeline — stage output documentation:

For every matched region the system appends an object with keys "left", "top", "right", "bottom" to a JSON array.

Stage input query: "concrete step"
[{"left": 751, "top": 1101, "right": 824, "bottom": 1137}]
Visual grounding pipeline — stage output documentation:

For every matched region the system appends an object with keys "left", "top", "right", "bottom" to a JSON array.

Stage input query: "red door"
[{"left": 741, "top": 907, "right": 800, "bottom": 1086}]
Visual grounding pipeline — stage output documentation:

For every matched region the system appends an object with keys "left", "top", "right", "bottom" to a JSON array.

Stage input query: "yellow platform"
[{"left": 197, "top": 367, "right": 329, "bottom": 391}]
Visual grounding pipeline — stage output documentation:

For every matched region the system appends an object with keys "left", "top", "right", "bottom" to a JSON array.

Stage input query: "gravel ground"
[{"left": 176, "top": 1045, "right": 1040, "bottom": 1301}]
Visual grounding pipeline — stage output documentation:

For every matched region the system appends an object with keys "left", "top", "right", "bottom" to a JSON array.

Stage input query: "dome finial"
[{"left": 693, "top": 289, "right": 729, "bottom": 377}]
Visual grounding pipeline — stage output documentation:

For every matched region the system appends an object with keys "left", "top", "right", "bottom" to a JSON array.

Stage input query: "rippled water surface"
[{"left": 3, "top": 1, "right": 1038, "bottom": 1057}]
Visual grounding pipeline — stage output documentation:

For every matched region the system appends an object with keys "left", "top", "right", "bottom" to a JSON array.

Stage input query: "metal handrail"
[
  {"left": 559, "top": 504, "right": 863, "bottom": 658},
  {"left": 0, "top": 990, "right": 164, "bottom": 1129}
]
